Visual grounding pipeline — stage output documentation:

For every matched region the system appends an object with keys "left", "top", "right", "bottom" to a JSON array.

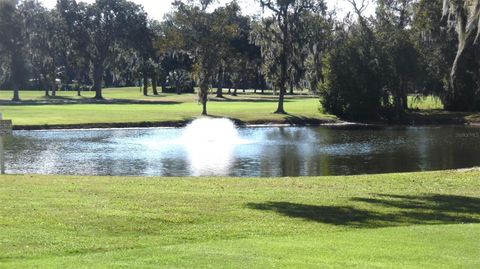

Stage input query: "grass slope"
[
  {"left": 4, "top": 88, "right": 472, "bottom": 127},
  {"left": 1, "top": 170, "right": 479, "bottom": 268},
  {"left": 0, "top": 88, "right": 335, "bottom": 126}
]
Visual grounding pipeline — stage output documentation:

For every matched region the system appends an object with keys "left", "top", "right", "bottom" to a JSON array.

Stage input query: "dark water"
[{"left": 1, "top": 125, "right": 480, "bottom": 177}]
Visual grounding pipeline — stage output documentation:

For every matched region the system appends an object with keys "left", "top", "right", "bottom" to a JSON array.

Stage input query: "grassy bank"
[
  {"left": 0, "top": 88, "right": 337, "bottom": 127},
  {"left": 3, "top": 88, "right": 480, "bottom": 128},
  {"left": 1, "top": 170, "right": 479, "bottom": 268}
]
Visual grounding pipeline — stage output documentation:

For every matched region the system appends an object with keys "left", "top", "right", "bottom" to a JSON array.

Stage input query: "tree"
[
  {"left": 304, "top": 11, "right": 333, "bottom": 94},
  {"left": 0, "top": 0, "right": 26, "bottom": 101},
  {"left": 376, "top": 0, "right": 420, "bottom": 114},
  {"left": 20, "top": 0, "right": 65, "bottom": 97},
  {"left": 320, "top": 1, "right": 387, "bottom": 120},
  {"left": 256, "top": 0, "right": 326, "bottom": 114},
  {"left": 58, "top": 0, "right": 149, "bottom": 100},
  {"left": 442, "top": 0, "right": 480, "bottom": 111},
  {"left": 412, "top": 0, "right": 456, "bottom": 99},
  {"left": 57, "top": 0, "right": 91, "bottom": 96},
  {"left": 135, "top": 19, "right": 160, "bottom": 96},
  {"left": 169, "top": 0, "right": 240, "bottom": 115}
]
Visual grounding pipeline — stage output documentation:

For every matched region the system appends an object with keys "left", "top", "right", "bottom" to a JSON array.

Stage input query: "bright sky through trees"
[{"left": 41, "top": 0, "right": 375, "bottom": 21}]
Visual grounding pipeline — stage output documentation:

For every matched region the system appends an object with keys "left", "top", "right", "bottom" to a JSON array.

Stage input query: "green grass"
[
  {"left": 0, "top": 88, "right": 335, "bottom": 126},
  {"left": 2, "top": 88, "right": 480, "bottom": 126},
  {"left": 1, "top": 170, "right": 480, "bottom": 268},
  {"left": 409, "top": 95, "right": 444, "bottom": 110}
]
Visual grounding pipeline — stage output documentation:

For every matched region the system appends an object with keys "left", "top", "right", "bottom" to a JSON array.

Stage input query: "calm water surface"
[{"left": 1, "top": 125, "right": 480, "bottom": 177}]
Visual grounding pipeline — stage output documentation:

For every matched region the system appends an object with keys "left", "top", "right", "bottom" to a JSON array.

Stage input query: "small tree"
[{"left": 320, "top": 1, "right": 386, "bottom": 120}]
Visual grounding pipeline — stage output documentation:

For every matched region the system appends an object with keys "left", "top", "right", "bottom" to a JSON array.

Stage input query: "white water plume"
[{"left": 181, "top": 118, "right": 249, "bottom": 176}]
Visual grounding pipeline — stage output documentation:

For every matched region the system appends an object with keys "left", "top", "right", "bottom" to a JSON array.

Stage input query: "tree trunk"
[
  {"left": 232, "top": 88, "right": 237, "bottom": 96},
  {"left": 12, "top": 83, "right": 20, "bottom": 102},
  {"left": 42, "top": 79, "right": 49, "bottom": 97},
  {"left": 51, "top": 78, "right": 57, "bottom": 97},
  {"left": 202, "top": 97, "right": 207, "bottom": 115},
  {"left": 152, "top": 77, "right": 159, "bottom": 95},
  {"left": 216, "top": 68, "right": 224, "bottom": 97},
  {"left": 275, "top": 88, "right": 286, "bottom": 114},
  {"left": 443, "top": 1, "right": 480, "bottom": 111},
  {"left": 216, "top": 87, "right": 223, "bottom": 97},
  {"left": 10, "top": 51, "right": 21, "bottom": 102},
  {"left": 401, "top": 82, "right": 408, "bottom": 110},
  {"left": 200, "top": 84, "right": 208, "bottom": 115},
  {"left": 143, "top": 74, "right": 148, "bottom": 96},
  {"left": 199, "top": 74, "right": 209, "bottom": 115},
  {"left": 289, "top": 82, "right": 294, "bottom": 95},
  {"left": 76, "top": 84, "right": 81, "bottom": 97},
  {"left": 92, "top": 62, "right": 104, "bottom": 100},
  {"left": 275, "top": 52, "right": 288, "bottom": 114},
  {"left": 176, "top": 84, "right": 181, "bottom": 95},
  {"left": 274, "top": 13, "right": 289, "bottom": 114}
]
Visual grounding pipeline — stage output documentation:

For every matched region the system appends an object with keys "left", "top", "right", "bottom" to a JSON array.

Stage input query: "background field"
[
  {"left": 0, "top": 88, "right": 455, "bottom": 126},
  {"left": 0, "top": 88, "right": 336, "bottom": 126}
]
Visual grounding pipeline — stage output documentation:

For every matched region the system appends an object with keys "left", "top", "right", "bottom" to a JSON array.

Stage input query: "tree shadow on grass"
[
  {"left": 210, "top": 96, "right": 293, "bottom": 103},
  {"left": 246, "top": 194, "right": 480, "bottom": 228},
  {"left": 0, "top": 98, "right": 181, "bottom": 106}
]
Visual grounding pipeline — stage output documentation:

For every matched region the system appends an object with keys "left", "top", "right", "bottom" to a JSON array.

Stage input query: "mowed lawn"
[
  {"left": 0, "top": 88, "right": 335, "bottom": 126},
  {"left": 1, "top": 170, "right": 479, "bottom": 268},
  {"left": 0, "top": 88, "right": 448, "bottom": 126}
]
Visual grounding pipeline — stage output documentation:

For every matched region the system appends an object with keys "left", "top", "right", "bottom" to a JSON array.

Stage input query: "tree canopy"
[{"left": 1, "top": 0, "right": 480, "bottom": 118}]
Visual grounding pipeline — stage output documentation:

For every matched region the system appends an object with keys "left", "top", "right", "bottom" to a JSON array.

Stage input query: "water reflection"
[
  {"left": 186, "top": 140, "right": 236, "bottom": 176},
  {"left": 2, "top": 125, "right": 480, "bottom": 177}
]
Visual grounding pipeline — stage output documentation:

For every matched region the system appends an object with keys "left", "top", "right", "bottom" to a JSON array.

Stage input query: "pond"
[{"left": 1, "top": 121, "right": 480, "bottom": 177}]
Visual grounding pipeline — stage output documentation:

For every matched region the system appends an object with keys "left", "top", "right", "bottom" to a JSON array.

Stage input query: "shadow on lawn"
[
  {"left": 246, "top": 194, "right": 480, "bottom": 228},
  {"left": 0, "top": 97, "right": 181, "bottom": 106},
  {"left": 211, "top": 96, "right": 293, "bottom": 103}
]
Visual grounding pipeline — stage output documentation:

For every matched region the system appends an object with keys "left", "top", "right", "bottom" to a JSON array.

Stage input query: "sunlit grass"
[
  {"left": 409, "top": 95, "right": 444, "bottom": 110},
  {"left": 0, "top": 170, "right": 479, "bottom": 268},
  {"left": 1, "top": 88, "right": 479, "bottom": 126},
  {"left": 0, "top": 88, "right": 335, "bottom": 126}
]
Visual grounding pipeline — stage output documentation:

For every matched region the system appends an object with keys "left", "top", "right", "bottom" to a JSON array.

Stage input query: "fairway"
[
  {"left": 1, "top": 170, "right": 479, "bottom": 268},
  {"left": 1, "top": 88, "right": 474, "bottom": 127},
  {"left": 2, "top": 1, "right": 480, "bottom": 268},
  {"left": 0, "top": 88, "right": 336, "bottom": 127}
]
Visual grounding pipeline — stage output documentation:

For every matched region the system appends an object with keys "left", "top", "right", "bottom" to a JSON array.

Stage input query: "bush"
[{"left": 320, "top": 26, "right": 386, "bottom": 121}]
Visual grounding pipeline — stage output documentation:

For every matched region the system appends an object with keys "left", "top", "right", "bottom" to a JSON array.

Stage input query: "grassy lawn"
[
  {"left": 0, "top": 88, "right": 335, "bottom": 126},
  {"left": 1, "top": 170, "right": 479, "bottom": 268},
  {"left": 408, "top": 95, "right": 444, "bottom": 110},
  {"left": 1, "top": 88, "right": 480, "bottom": 126}
]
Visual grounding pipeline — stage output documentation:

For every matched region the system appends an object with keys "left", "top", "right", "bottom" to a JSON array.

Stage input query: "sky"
[{"left": 41, "top": 0, "right": 375, "bottom": 21}]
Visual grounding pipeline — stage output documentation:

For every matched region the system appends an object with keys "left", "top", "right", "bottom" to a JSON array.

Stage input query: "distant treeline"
[{"left": 0, "top": 0, "right": 479, "bottom": 119}]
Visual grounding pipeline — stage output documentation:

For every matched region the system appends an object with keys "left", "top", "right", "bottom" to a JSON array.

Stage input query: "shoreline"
[
  {"left": 10, "top": 115, "right": 480, "bottom": 131},
  {"left": 11, "top": 117, "right": 343, "bottom": 131}
]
